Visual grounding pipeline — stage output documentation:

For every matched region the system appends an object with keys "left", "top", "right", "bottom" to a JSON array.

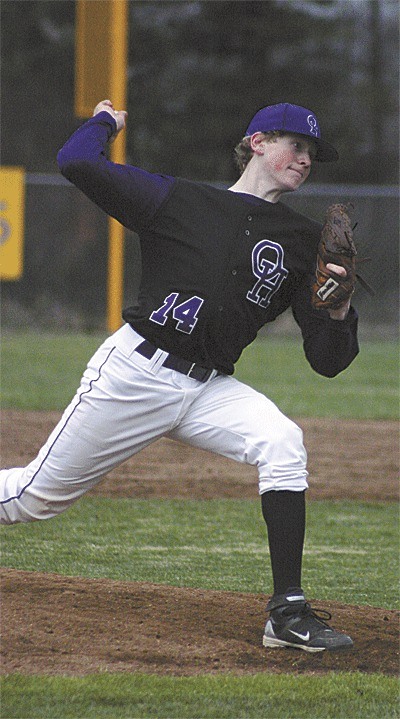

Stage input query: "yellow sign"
[{"left": 0, "top": 167, "right": 25, "bottom": 280}]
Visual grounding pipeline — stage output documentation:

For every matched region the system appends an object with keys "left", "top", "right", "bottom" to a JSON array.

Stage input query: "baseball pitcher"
[{"left": 1, "top": 101, "right": 360, "bottom": 652}]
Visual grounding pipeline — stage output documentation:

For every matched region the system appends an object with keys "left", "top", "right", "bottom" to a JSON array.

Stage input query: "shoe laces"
[{"left": 300, "top": 602, "right": 332, "bottom": 627}]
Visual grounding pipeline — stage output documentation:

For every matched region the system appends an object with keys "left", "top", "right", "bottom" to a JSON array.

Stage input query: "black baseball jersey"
[{"left": 58, "top": 113, "right": 359, "bottom": 377}]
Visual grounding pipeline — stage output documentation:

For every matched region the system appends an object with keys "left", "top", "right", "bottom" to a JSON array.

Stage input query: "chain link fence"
[{"left": 1, "top": 176, "right": 398, "bottom": 337}]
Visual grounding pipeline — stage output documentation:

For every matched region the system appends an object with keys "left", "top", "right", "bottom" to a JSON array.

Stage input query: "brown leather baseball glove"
[{"left": 312, "top": 203, "right": 358, "bottom": 311}]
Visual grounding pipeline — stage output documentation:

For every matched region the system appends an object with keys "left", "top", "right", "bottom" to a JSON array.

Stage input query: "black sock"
[{"left": 261, "top": 490, "right": 306, "bottom": 595}]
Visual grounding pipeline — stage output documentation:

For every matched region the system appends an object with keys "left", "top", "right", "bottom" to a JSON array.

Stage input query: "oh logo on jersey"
[{"left": 247, "top": 240, "right": 288, "bottom": 308}]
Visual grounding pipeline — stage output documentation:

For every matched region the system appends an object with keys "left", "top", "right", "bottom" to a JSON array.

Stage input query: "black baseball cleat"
[{"left": 263, "top": 588, "right": 354, "bottom": 653}]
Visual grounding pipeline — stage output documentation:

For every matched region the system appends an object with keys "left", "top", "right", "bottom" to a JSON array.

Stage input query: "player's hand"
[
  {"left": 326, "top": 263, "right": 346, "bottom": 277},
  {"left": 93, "top": 99, "right": 127, "bottom": 138},
  {"left": 325, "top": 263, "right": 350, "bottom": 320}
]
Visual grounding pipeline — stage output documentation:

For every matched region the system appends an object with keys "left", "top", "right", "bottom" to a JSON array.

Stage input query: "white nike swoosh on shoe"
[
  {"left": 289, "top": 630, "right": 310, "bottom": 641},
  {"left": 287, "top": 595, "right": 305, "bottom": 602}
]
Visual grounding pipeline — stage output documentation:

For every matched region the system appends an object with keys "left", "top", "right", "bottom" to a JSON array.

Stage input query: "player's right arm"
[{"left": 57, "top": 101, "right": 174, "bottom": 231}]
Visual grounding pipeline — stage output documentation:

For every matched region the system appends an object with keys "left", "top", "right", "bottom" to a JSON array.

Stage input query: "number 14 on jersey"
[{"left": 150, "top": 293, "right": 204, "bottom": 334}]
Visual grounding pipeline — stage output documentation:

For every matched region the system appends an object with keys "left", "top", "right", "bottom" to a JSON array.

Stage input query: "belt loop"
[
  {"left": 150, "top": 351, "right": 169, "bottom": 372},
  {"left": 187, "top": 362, "right": 197, "bottom": 378}
]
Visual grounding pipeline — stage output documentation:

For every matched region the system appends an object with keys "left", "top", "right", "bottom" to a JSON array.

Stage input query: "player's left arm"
[{"left": 291, "top": 278, "right": 359, "bottom": 378}]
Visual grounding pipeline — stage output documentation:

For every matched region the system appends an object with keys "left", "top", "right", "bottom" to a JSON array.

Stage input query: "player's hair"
[{"left": 233, "top": 130, "right": 285, "bottom": 174}]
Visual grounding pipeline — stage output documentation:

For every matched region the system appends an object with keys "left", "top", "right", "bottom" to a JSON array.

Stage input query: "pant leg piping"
[{"left": 1, "top": 346, "right": 116, "bottom": 505}]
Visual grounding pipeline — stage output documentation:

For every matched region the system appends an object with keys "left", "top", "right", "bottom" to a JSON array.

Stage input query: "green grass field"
[
  {"left": 1, "top": 498, "right": 398, "bottom": 608},
  {"left": 1, "top": 331, "right": 399, "bottom": 718},
  {"left": 1, "top": 672, "right": 398, "bottom": 719},
  {"left": 1, "top": 331, "right": 398, "bottom": 418}
]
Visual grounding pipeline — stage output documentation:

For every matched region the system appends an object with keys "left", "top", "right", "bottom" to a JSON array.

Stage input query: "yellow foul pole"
[
  {"left": 107, "top": 0, "right": 128, "bottom": 332},
  {"left": 75, "top": 0, "right": 129, "bottom": 332}
]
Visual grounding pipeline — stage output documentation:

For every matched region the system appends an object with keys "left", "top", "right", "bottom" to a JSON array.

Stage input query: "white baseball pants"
[{"left": 0, "top": 324, "right": 308, "bottom": 524}]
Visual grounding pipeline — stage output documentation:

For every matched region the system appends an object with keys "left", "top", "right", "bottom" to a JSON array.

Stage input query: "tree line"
[{"left": 1, "top": 0, "right": 398, "bottom": 184}]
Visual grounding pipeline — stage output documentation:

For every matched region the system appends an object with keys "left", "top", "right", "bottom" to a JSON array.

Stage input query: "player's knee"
[
  {"left": 285, "top": 419, "right": 306, "bottom": 458},
  {"left": 267, "top": 415, "right": 306, "bottom": 459},
  {"left": 276, "top": 419, "right": 306, "bottom": 469},
  {"left": 254, "top": 416, "right": 308, "bottom": 492}
]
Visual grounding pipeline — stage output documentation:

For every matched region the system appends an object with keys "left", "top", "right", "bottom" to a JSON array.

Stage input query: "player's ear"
[{"left": 249, "top": 132, "right": 266, "bottom": 155}]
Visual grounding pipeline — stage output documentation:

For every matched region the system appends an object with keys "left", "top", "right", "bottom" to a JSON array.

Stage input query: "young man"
[{"left": 1, "top": 102, "right": 357, "bottom": 652}]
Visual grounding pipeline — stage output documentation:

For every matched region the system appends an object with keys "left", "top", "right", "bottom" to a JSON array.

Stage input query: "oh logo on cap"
[{"left": 307, "top": 115, "right": 318, "bottom": 136}]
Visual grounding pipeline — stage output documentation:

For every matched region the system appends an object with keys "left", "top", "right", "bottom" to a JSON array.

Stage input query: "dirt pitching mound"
[
  {"left": 2, "top": 569, "right": 399, "bottom": 677},
  {"left": 1, "top": 411, "right": 398, "bottom": 677}
]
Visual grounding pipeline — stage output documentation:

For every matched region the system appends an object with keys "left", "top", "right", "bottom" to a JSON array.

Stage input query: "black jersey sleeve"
[{"left": 291, "top": 277, "right": 359, "bottom": 377}]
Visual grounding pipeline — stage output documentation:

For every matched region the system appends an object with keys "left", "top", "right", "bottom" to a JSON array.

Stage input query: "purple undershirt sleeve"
[{"left": 57, "top": 112, "right": 175, "bottom": 231}]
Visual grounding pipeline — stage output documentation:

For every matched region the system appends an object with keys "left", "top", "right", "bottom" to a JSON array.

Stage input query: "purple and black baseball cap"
[{"left": 245, "top": 103, "right": 338, "bottom": 162}]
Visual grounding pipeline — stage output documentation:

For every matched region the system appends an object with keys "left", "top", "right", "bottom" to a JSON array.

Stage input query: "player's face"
[{"left": 261, "top": 134, "right": 316, "bottom": 193}]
